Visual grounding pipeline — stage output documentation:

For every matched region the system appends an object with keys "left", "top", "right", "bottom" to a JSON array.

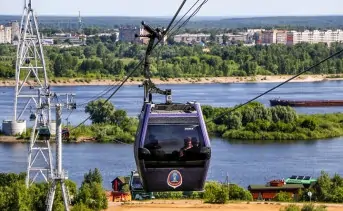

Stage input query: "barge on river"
[{"left": 270, "top": 98, "right": 343, "bottom": 107}]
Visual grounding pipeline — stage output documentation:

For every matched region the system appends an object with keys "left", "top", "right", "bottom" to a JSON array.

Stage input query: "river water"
[{"left": 1, "top": 81, "right": 343, "bottom": 189}]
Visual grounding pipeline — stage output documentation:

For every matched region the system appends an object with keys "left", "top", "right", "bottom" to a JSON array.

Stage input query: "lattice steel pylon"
[{"left": 14, "top": 0, "right": 54, "bottom": 187}]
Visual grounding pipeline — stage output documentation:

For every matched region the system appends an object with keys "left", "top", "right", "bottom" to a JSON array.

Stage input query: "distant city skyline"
[{"left": 0, "top": 0, "right": 342, "bottom": 17}]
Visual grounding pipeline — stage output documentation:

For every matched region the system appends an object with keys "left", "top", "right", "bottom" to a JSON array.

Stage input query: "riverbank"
[
  {"left": 205, "top": 103, "right": 343, "bottom": 141},
  {"left": 0, "top": 135, "right": 95, "bottom": 143},
  {"left": 0, "top": 74, "right": 343, "bottom": 87},
  {"left": 107, "top": 200, "right": 343, "bottom": 211}
]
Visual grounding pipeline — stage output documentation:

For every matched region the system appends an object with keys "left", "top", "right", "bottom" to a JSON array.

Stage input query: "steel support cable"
[
  {"left": 168, "top": 0, "right": 201, "bottom": 34},
  {"left": 62, "top": 80, "right": 123, "bottom": 123},
  {"left": 76, "top": 1, "right": 190, "bottom": 108},
  {"left": 168, "top": 0, "right": 208, "bottom": 37},
  {"left": 206, "top": 48, "right": 343, "bottom": 124},
  {"left": 155, "top": 0, "right": 208, "bottom": 72},
  {"left": 71, "top": 1, "right": 189, "bottom": 131},
  {"left": 71, "top": 59, "right": 144, "bottom": 130},
  {"left": 77, "top": 80, "right": 122, "bottom": 107}
]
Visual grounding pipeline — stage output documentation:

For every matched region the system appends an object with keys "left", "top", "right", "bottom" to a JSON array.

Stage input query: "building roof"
[
  {"left": 112, "top": 176, "right": 130, "bottom": 184},
  {"left": 248, "top": 184, "right": 304, "bottom": 191},
  {"left": 285, "top": 176, "right": 317, "bottom": 185}
]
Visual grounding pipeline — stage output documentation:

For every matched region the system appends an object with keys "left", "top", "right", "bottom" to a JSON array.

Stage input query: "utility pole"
[{"left": 46, "top": 94, "right": 76, "bottom": 211}]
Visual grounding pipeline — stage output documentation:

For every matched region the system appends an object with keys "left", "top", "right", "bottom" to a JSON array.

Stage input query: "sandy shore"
[
  {"left": 0, "top": 75, "right": 342, "bottom": 87},
  {"left": 106, "top": 200, "right": 343, "bottom": 211}
]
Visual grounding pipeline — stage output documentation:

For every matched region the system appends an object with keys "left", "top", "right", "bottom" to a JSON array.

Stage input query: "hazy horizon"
[
  {"left": 1, "top": 14, "right": 343, "bottom": 18},
  {"left": 0, "top": 0, "right": 342, "bottom": 17}
]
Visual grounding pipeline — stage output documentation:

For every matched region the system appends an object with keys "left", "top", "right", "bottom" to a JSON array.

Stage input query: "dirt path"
[{"left": 105, "top": 200, "right": 343, "bottom": 211}]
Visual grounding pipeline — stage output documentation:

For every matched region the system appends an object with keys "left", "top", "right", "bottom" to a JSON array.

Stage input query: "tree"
[
  {"left": 226, "top": 112, "right": 242, "bottom": 130},
  {"left": 82, "top": 168, "right": 103, "bottom": 186},
  {"left": 53, "top": 55, "right": 66, "bottom": 77},
  {"left": 111, "top": 110, "right": 128, "bottom": 126},
  {"left": 96, "top": 43, "right": 106, "bottom": 58},
  {"left": 110, "top": 33, "right": 117, "bottom": 43},
  {"left": 75, "top": 168, "right": 107, "bottom": 211},
  {"left": 222, "top": 34, "right": 228, "bottom": 45},
  {"left": 85, "top": 99, "right": 115, "bottom": 124}
]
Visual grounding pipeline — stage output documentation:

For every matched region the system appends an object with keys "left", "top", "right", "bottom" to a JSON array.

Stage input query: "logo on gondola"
[{"left": 167, "top": 170, "right": 182, "bottom": 189}]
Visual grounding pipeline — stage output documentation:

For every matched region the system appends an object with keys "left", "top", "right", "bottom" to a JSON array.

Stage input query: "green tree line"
[
  {"left": 0, "top": 169, "right": 107, "bottom": 211},
  {"left": 1, "top": 41, "right": 343, "bottom": 79}
]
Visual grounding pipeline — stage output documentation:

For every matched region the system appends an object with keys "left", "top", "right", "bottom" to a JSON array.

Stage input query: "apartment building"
[
  {"left": 287, "top": 30, "right": 343, "bottom": 46},
  {"left": 261, "top": 30, "right": 277, "bottom": 44},
  {"left": 0, "top": 25, "right": 12, "bottom": 44},
  {"left": 276, "top": 31, "right": 287, "bottom": 44},
  {"left": 174, "top": 33, "right": 211, "bottom": 44},
  {"left": 216, "top": 33, "right": 248, "bottom": 44},
  {"left": 119, "top": 27, "right": 141, "bottom": 43}
]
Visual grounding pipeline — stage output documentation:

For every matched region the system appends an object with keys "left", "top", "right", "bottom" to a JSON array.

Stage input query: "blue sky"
[{"left": 0, "top": 0, "right": 342, "bottom": 16}]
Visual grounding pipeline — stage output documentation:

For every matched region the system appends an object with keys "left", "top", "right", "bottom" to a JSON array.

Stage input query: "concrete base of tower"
[{"left": 2, "top": 120, "right": 27, "bottom": 136}]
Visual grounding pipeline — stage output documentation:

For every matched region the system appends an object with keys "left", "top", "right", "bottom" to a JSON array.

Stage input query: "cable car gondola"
[
  {"left": 36, "top": 126, "right": 51, "bottom": 140},
  {"left": 134, "top": 100, "right": 211, "bottom": 192},
  {"left": 133, "top": 21, "right": 211, "bottom": 192},
  {"left": 29, "top": 113, "right": 36, "bottom": 121}
]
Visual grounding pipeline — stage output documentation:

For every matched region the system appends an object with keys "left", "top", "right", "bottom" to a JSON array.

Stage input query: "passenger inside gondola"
[
  {"left": 191, "top": 137, "right": 201, "bottom": 151},
  {"left": 144, "top": 135, "right": 161, "bottom": 149},
  {"left": 179, "top": 137, "right": 193, "bottom": 158},
  {"left": 144, "top": 135, "right": 164, "bottom": 160},
  {"left": 143, "top": 124, "right": 205, "bottom": 162}
]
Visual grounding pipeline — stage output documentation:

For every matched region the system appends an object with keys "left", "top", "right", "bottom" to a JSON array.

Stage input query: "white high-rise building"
[
  {"left": 287, "top": 30, "right": 343, "bottom": 46},
  {"left": 0, "top": 24, "right": 13, "bottom": 44},
  {"left": 11, "top": 21, "right": 20, "bottom": 42}
]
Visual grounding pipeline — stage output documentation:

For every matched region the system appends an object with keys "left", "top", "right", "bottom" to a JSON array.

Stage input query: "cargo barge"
[{"left": 270, "top": 98, "right": 343, "bottom": 107}]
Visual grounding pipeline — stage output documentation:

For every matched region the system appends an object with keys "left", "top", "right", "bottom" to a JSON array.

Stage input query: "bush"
[
  {"left": 154, "top": 192, "right": 183, "bottom": 199},
  {"left": 71, "top": 203, "right": 93, "bottom": 211},
  {"left": 301, "top": 204, "right": 327, "bottom": 211},
  {"left": 301, "top": 119, "right": 317, "bottom": 131},
  {"left": 274, "top": 191, "right": 293, "bottom": 202},
  {"left": 183, "top": 191, "right": 202, "bottom": 199},
  {"left": 229, "top": 184, "right": 253, "bottom": 201},
  {"left": 280, "top": 204, "right": 301, "bottom": 211},
  {"left": 203, "top": 181, "right": 229, "bottom": 204}
]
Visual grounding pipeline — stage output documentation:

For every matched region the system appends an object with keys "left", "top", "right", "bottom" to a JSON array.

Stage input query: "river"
[{"left": 0, "top": 81, "right": 343, "bottom": 189}]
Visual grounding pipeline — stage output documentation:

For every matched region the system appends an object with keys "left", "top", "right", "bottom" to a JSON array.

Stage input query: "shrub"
[
  {"left": 301, "top": 119, "right": 317, "bottom": 131},
  {"left": 229, "top": 184, "right": 253, "bottom": 201},
  {"left": 154, "top": 192, "right": 183, "bottom": 199},
  {"left": 301, "top": 204, "right": 327, "bottom": 211},
  {"left": 280, "top": 204, "right": 301, "bottom": 211},
  {"left": 274, "top": 191, "right": 293, "bottom": 202},
  {"left": 71, "top": 203, "right": 93, "bottom": 211},
  {"left": 203, "top": 181, "right": 229, "bottom": 204}
]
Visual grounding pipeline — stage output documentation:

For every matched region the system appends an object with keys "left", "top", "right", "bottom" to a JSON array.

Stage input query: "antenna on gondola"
[{"left": 136, "top": 21, "right": 172, "bottom": 105}]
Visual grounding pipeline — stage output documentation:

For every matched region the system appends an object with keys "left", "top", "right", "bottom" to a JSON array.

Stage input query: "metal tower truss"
[
  {"left": 17, "top": 0, "right": 53, "bottom": 187},
  {"left": 26, "top": 106, "right": 53, "bottom": 187},
  {"left": 14, "top": 0, "right": 50, "bottom": 123}
]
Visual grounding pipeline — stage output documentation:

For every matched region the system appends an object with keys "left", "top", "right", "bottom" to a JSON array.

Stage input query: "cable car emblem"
[{"left": 167, "top": 170, "right": 182, "bottom": 189}]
